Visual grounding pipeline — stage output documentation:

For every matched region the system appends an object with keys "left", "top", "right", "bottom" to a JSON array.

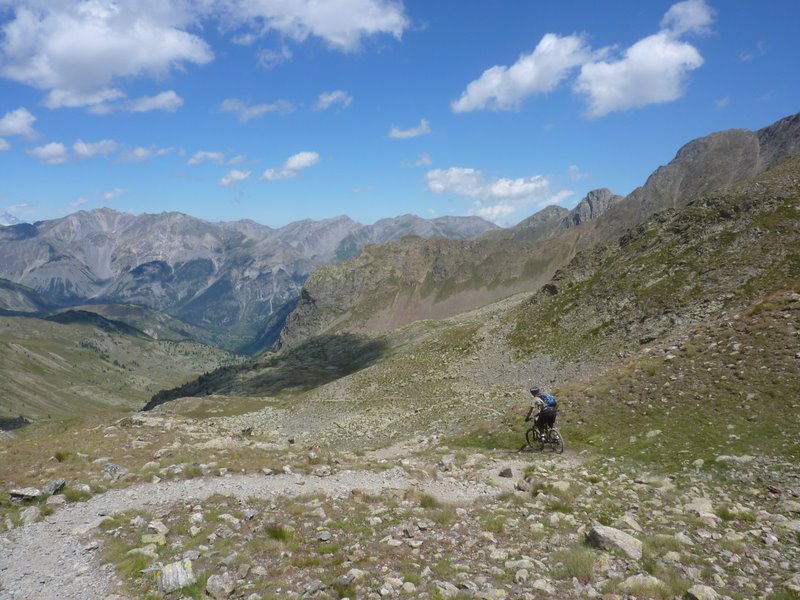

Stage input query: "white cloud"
[
  {"left": 45, "top": 88, "right": 125, "bottom": 110},
  {"left": 219, "top": 169, "right": 251, "bottom": 187},
  {"left": 575, "top": 32, "right": 703, "bottom": 118},
  {"left": 715, "top": 97, "right": 730, "bottom": 110},
  {"left": 452, "top": 34, "right": 592, "bottom": 113},
  {"left": 69, "top": 197, "right": 88, "bottom": 209},
  {"left": 388, "top": 118, "right": 431, "bottom": 139},
  {"left": 661, "top": 0, "right": 715, "bottom": 36},
  {"left": 568, "top": 165, "right": 589, "bottom": 181},
  {"left": 0, "top": 138, "right": 9, "bottom": 151},
  {"left": 219, "top": 0, "right": 409, "bottom": 52},
  {"left": 262, "top": 151, "right": 320, "bottom": 181},
  {"left": 220, "top": 98, "right": 294, "bottom": 122},
  {"left": 0, "top": 107, "right": 36, "bottom": 138},
  {"left": 401, "top": 152, "right": 433, "bottom": 167},
  {"left": 73, "top": 139, "right": 118, "bottom": 158},
  {"left": 120, "top": 145, "right": 173, "bottom": 162},
  {"left": 257, "top": 46, "right": 293, "bottom": 69},
  {"left": 27, "top": 142, "right": 69, "bottom": 164},
  {"left": 229, "top": 155, "right": 246, "bottom": 164},
  {"left": 315, "top": 90, "right": 353, "bottom": 110},
  {"left": 90, "top": 90, "right": 185, "bottom": 114},
  {"left": 188, "top": 150, "right": 225, "bottom": 165},
  {"left": 0, "top": 2, "right": 213, "bottom": 109},
  {"left": 425, "top": 166, "right": 565, "bottom": 224},
  {"left": 102, "top": 187, "right": 125, "bottom": 201}
]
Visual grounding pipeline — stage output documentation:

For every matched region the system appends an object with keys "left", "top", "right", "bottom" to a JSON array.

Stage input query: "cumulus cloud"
[
  {"left": 102, "top": 187, "right": 125, "bottom": 201},
  {"left": 452, "top": 0, "right": 712, "bottom": 118},
  {"left": 452, "top": 34, "right": 593, "bottom": 113},
  {"left": 388, "top": 119, "right": 431, "bottom": 139},
  {"left": 425, "top": 166, "right": 567, "bottom": 223},
  {"left": 661, "top": 0, "right": 715, "bottom": 36},
  {"left": 219, "top": 0, "right": 409, "bottom": 52},
  {"left": 73, "top": 139, "right": 118, "bottom": 158},
  {"left": 575, "top": 32, "right": 703, "bottom": 118},
  {"left": 219, "top": 169, "right": 251, "bottom": 187},
  {"left": 220, "top": 98, "right": 294, "bottom": 122},
  {"left": 0, "top": 2, "right": 213, "bottom": 109},
  {"left": 120, "top": 145, "right": 173, "bottom": 162},
  {"left": 262, "top": 151, "right": 320, "bottom": 181},
  {"left": 188, "top": 150, "right": 225, "bottom": 165},
  {"left": 315, "top": 90, "right": 353, "bottom": 111},
  {"left": 0, "top": 107, "right": 36, "bottom": 138},
  {"left": 27, "top": 142, "right": 69, "bottom": 164}
]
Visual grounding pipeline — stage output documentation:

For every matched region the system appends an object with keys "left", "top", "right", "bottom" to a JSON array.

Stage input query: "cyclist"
[{"left": 524, "top": 387, "right": 557, "bottom": 440}]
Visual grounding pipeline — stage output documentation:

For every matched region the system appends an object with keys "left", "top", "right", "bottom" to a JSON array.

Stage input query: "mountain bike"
[{"left": 525, "top": 422, "right": 564, "bottom": 454}]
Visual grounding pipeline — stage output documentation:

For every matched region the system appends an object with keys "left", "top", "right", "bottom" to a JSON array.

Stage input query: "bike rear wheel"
[
  {"left": 526, "top": 427, "right": 544, "bottom": 451},
  {"left": 549, "top": 429, "right": 564, "bottom": 454}
]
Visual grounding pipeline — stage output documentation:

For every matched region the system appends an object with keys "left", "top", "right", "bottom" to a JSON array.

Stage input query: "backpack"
[{"left": 540, "top": 392, "right": 557, "bottom": 408}]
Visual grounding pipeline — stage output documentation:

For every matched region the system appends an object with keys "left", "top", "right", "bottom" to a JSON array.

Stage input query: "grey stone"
[
  {"left": 685, "top": 584, "right": 720, "bottom": 600},
  {"left": 9, "top": 487, "right": 41, "bottom": 500},
  {"left": 21, "top": 506, "right": 40, "bottom": 525},
  {"left": 586, "top": 525, "right": 643, "bottom": 560},
  {"left": 158, "top": 559, "right": 197, "bottom": 593},
  {"left": 499, "top": 467, "right": 513, "bottom": 478},
  {"left": 206, "top": 572, "right": 236, "bottom": 599},
  {"left": 43, "top": 479, "right": 66, "bottom": 495}
]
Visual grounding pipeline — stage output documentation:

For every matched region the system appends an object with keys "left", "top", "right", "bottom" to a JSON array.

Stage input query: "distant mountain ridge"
[{"left": 0, "top": 210, "right": 497, "bottom": 352}]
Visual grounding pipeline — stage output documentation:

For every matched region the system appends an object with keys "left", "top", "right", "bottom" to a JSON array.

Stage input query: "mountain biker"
[{"left": 525, "top": 387, "right": 557, "bottom": 437}]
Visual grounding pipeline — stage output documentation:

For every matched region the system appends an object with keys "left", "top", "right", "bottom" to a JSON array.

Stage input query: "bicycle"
[{"left": 525, "top": 421, "right": 564, "bottom": 454}]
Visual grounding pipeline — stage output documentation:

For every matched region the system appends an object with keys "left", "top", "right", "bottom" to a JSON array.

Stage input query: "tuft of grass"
[
  {"left": 264, "top": 523, "right": 294, "bottom": 541},
  {"left": 63, "top": 486, "right": 93, "bottom": 503},
  {"left": 419, "top": 494, "right": 441, "bottom": 509},
  {"left": 551, "top": 545, "right": 596, "bottom": 583}
]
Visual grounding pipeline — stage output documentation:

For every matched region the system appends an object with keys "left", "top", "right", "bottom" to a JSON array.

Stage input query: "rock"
[
  {"left": 45, "top": 495, "right": 66, "bottom": 507},
  {"left": 158, "top": 559, "right": 197, "bottom": 593},
  {"left": 551, "top": 481, "right": 571, "bottom": 493},
  {"left": 715, "top": 455, "right": 755, "bottom": 464},
  {"left": 318, "top": 530, "right": 331, "bottom": 542},
  {"left": 515, "top": 479, "right": 531, "bottom": 492},
  {"left": 9, "top": 487, "right": 41, "bottom": 500},
  {"left": 148, "top": 520, "right": 169, "bottom": 535},
  {"left": 531, "top": 579, "right": 555, "bottom": 593},
  {"left": 127, "top": 544, "right": 158, "bottom": 560},
  {"left": 622, "top": 574, "right": 663, "bottom": 592},
  {"left": 206, "top": 572, "right": 236, "bottom": 599},
  {"left": 312, "top": 465, "right": 332, "bottom": 477},
  {"left": 499, "top": 468, "right": 513, "bottom": 478},
  {"left": 783, "top": 574, "right": 800, "bottom": 594},
  {"left": 586, "top": 525, "right": 643, "bottom": 560},
  {"left": 141, "top": 533, "right": 166, "bottom": 546},
  {"left": 439, "top": 454, "right": 457, "bottom": 471},
  {"left": 612, "top": 514, "right": 643, "bottom": 532},
  {"left": 43, "top": 479, "right": 66, "bottom": 495},
  {"left": 21, "top": 506, "right": 40, "bottom": 525},
  {"left": 780, "top": 499, "right": 800, "bottom": 514},
  {"left": 103, "top": 462, "right": 129, "bottom": 482},
  {"left": 685, "top": 584, "right": 720, "bottom": 600}
]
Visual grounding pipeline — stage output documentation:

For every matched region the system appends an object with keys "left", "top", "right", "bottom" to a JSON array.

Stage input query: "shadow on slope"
[{"left": 142, "top": 332, "right": 389, "bottom": 411}]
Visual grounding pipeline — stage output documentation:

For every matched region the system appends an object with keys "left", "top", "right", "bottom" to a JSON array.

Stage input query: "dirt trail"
[{"left": 0, "top": 466, "right": 502, "bottom": 599}]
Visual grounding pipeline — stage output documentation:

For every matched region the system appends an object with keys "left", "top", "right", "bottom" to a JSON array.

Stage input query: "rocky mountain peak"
[{"left": 560, "top": 188, "right": 623, "bottom": 229}]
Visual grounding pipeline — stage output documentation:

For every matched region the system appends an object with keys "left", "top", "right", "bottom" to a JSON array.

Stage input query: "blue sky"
[{"left": 0, "top": 0, "right": 798, "bottom": 228}]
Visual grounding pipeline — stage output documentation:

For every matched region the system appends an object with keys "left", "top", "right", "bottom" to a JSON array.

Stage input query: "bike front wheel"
[
  {"left": 526, "top": 427, "right": 544, "bottom": 451},
  {"left": 548, "top": 429, "right": 564, "bottom": 454}
]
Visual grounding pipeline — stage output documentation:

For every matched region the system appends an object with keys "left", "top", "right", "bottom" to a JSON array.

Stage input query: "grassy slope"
[{"left": 0, "top": 315, "right": 241, "bottom": 420}]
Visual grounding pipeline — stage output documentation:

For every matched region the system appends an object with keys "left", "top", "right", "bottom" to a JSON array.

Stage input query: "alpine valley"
[{"left": 1, "top": 113, "right": 799, "bottom": 600}]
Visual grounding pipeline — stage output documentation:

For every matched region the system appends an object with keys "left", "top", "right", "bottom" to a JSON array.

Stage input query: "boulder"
[
  {"left": 9, "top": 487, "right": 41, "bottom": 501},
  {"left": 685, "top": 584, "right": 719, "bottom": 600},
  {"left": 586, "top": 525, "right": 643, "bottom": 560},
  {"left": 206, "top": 572, "right": 236, "bottom": 599},
  {"left": 158, "top": 559, "right": 197, "bottom": 593}
]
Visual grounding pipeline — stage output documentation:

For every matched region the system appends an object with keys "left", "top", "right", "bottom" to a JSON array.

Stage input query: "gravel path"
[{"left": 0, "top": 467, "right": 499, "bottom": 599}]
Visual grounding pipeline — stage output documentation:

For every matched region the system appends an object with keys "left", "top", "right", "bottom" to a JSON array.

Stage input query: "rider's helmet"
[{"left": 529, "top": 386, "right": 540, "bottom": 396}]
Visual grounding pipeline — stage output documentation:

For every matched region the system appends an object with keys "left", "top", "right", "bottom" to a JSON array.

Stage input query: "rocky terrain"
[
  {"left": 0, "top": 114, "right": 798, "bottom": 599},
  {"left": 0, "top": 413, "right": 798, "bottom": 599}
]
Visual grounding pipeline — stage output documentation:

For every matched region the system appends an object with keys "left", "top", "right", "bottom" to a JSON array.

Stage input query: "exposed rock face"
[
  {"left": 0, "top": 210, "right": 496, "bottom": 352},
  {"left": 599, "top": 112, "right": 800, "bottom": 242},
  {"left": 560, "top": 188, "right": 622, "bottom": 229},
  {"left": 586, "top": 525, "right": 643, "bottom": 559}
]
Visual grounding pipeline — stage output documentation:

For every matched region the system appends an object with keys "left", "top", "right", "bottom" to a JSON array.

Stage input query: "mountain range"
[{"left": 0, "top": 211, "right": 497, "bottom": 353}]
